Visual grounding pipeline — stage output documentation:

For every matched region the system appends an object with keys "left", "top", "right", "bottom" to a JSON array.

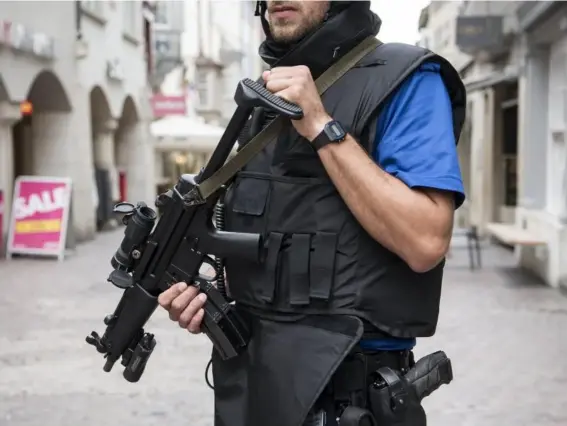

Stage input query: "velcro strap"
[
  {"left": 309, "top": 232, "right": 338, "bottom": 301},
  {"left": 289, "top": 234, "right": 312, "bottom": 306},
  {"left": 261, "top": 232, "right": 283, "bottom": 303}
]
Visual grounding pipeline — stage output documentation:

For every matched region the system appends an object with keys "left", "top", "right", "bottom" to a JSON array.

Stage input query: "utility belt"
[{"left": 307, "top": 347, "right": 453, "bottom": 426}]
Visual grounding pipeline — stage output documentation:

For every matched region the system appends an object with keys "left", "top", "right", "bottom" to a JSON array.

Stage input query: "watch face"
[{"left": 325, "top": 121, "right": 346, "bottom": 142}]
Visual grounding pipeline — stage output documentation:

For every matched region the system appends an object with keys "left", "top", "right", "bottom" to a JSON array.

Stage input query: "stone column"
[
  {"left": 32, "top": 98, "right": 97, "bottom": 242},
  {"left": 116, "top": 120, "right": 156, "bottom": 206},
  {"left": 518, "top": 40, "right": 549, "bottom": 211},
  {"left": 0, "top": 102, "right": 21, "bottom": 248},
  {"left": 93, "top": 118, "right": 120, "bottom": 202},
  {"left": 31, "top": 111, "right": 76, "bottom": 175},
  {"left": 93, "top": 118, "right": 120, "bottom": 229}
]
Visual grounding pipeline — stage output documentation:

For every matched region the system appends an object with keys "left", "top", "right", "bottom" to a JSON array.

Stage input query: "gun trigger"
[{"left": 199, "top": 256, "right": 219, "bottom": 282}]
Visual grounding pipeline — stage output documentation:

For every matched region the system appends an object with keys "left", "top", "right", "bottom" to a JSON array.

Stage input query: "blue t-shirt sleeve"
[{"left": 374, "top": 62, "right": 465, "bottom": 208}]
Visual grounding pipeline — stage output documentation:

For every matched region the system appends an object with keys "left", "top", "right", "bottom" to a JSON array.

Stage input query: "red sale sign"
[{"left": 6, "top": 176, "right": 72, "bottom": 260}]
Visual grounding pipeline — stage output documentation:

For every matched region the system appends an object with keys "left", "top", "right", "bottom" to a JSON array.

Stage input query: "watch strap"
[
  {"left": 311, "top": 120, "right": 346, "bottom": 151},
  {"left": 311, "top": 128, "right": 334, "bottom": 150}
]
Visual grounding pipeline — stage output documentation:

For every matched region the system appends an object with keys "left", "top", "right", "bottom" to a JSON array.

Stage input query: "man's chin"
[{"left": 271, "top": 29, "right": 304, "bottom": 44}]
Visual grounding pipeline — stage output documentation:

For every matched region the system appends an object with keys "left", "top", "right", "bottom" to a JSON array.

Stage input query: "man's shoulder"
[
  {"left": 368, "top": 42, "right": 433, "bottom": 67},
  {"left": 377, "top": 42, "right": 430, "bottom": 57},
  {"left": 367, "top": 43, "right": 448, "bottom": 102},
  {"left": 371, "top": 42, "right": 458, "bottom": 77},
  {"left": 371, "top": 43, "right": 463, "bottom": 111}
]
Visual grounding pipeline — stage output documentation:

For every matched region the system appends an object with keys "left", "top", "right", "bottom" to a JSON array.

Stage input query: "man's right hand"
[{"left": 157, "top": 282, "right": 207, "bottom": 334}]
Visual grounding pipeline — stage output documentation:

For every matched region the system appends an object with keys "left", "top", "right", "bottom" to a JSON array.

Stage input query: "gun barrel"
[{"left": 101, "top": 284, "right": 159, "bottom": 371}]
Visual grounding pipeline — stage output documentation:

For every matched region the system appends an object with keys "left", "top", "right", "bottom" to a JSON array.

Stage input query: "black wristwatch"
[{"left": 311, "top": 120, "right": 347, "bottom": 150}]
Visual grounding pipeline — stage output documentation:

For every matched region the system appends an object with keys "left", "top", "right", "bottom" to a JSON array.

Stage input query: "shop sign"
[
  {"left": 151, "top": 94, "right": 186, "bottom": 117},
  {"left": 0, "top": 20, "right": 55, "bottom": 60},
  {"left": 6, "top": 176, "right": 72, "bottom": 261}
]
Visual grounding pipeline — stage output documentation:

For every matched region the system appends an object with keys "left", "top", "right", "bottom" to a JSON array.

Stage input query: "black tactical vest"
[{"left": 223, "top": 43, "right": 466, "bottom": 339}]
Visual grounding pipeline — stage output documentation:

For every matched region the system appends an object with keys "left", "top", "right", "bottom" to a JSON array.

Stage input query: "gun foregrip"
[
  {"left": 234, "top": 78, "right": 304, "bottom": 120},
  {"left": 405, "top": 351, "right": 453, "bottom": 401}
]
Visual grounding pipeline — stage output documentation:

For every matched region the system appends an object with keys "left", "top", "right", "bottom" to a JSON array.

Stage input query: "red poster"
[{"left": 7, "top": 176, "right": 72, "bottom": 260}]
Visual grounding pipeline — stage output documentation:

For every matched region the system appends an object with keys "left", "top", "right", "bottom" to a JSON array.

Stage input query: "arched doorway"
[
  {"left": 0, "top": 70, "right": 72, "bottom": 249},
  {"left": 115, "top": 95, "right": 154, "bottom": 205},
  {"left": 12, "top": 70, "right": 72, "bottom": 180},
  {"left": 89, "top": 86, "right": 117, "bottom": 232}
]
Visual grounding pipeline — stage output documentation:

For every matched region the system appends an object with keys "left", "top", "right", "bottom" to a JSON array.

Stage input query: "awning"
[
  {"left": 151, "top": 115, "right": 226, "bottom": 153},
  {"left": 463, "top": 67, "right": 519, "bottom": 93}
]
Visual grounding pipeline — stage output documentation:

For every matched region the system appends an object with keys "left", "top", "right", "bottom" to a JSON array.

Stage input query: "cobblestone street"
[{"left": 0, "top": 229, "right": 566, "bottom": 426}]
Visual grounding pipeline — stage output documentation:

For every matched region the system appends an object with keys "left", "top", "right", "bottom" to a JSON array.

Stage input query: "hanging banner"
[{"left": 6, "top": 176, "right": 72, "bottom": 261}]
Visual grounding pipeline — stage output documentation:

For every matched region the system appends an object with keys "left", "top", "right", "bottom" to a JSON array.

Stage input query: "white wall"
[
  {"left": 181, "top": 0, "right": 264, "bottom": 121},
  {"left": 78, "top": 1, "right": 149, "bottom": 117},
  {"left": 0, "top": 1, "right": 77, "bottom": 101},
  {"left": 516, "top": 32, "right": 567, "bottom": 288},
  {"left": 546, "top": 37, "right": 567, "bottom": 218}
]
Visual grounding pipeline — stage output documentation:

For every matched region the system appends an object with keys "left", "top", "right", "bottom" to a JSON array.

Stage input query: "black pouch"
[{"left": 368, "top": 367, "right": 426, "bottom": 426}]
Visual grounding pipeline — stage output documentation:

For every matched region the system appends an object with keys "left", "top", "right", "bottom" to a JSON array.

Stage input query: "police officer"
[{"left": 158, "top": 1, "right": 466, "bottom": 425}]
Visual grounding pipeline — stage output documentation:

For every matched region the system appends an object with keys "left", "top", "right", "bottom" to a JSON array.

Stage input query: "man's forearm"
[{"left": 316, "top": 134, "right": 453, "bottom": 272}]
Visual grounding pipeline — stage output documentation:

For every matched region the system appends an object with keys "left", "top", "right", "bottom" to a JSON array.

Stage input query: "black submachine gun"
[{"left": 85, "top": 79, "right": 304, "bottom": 383}]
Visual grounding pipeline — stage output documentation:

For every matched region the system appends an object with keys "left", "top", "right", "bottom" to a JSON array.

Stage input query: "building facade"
[
  {"left": 183, "top": 0, "right": 265, "bottom": 125},
  {"left": 514, "top": 2, "right": 567, "bottom": 288},
  {"left": 0, "top": 1, "right": 156, "bottom": 245},
  {"left": 444, "top": 0, "right": 567, "bottom": 289},
  {"left": 151, "top": 0, "right": 264, "bottom": 186},
  {"left": 150, "top": 0, "right": 184, "bottom": 92},
  {"left": 455, "top": 0, "right": 523, "bottom": 232},
  {"left": 418, "top": 1, "right": 472, "bottom": 72}
]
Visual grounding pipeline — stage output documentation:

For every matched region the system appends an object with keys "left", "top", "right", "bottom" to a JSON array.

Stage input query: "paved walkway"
[{"left": 0, "top": 229, "right": 566, "bottom": 426}]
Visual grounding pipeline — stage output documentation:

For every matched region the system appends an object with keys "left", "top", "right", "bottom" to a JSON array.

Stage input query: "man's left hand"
[{"left": 263, "top": 66, "right": 332, "bottom": 142}]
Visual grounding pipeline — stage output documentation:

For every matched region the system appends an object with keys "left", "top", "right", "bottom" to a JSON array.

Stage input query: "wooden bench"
[{"left": 485, "top": 222, "right": 547, "bottom": 247}]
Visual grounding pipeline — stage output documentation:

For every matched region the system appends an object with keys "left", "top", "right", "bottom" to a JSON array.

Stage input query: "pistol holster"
[{"left": 368, "top": 367, "right": 426, "bottom": 426}]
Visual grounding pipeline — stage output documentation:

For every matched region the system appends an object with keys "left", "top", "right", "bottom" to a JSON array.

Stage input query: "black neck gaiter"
[
  {"left": 258, "top": 1, "right": 382, "bottom": 79},
  {"left": 238, "top": 2, "right": 382, "bottom": 148}
]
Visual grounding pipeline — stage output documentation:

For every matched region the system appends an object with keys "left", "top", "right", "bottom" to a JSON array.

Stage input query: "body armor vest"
[{"left": 223, "top": 42, "right": 466, "bottom": 339}]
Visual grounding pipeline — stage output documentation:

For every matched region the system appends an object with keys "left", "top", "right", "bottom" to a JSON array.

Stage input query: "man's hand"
[
  {"left": 157, "top": 282, "right": 206, "bottom": 334},
  {"left": 263, "top": 65, "right": 331, "bottom": 141}
]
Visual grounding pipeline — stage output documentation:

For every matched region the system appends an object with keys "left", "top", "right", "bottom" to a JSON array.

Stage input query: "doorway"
[
  {"left": 496, "top": 82, "right": 518, "bottom": 224},
  {"left": 11, "top": 116, "right": 31, "bottom": 182}
]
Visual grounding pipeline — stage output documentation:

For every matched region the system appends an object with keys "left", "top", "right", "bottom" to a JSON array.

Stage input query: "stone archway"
[
  {"left": 22, "top": 70, "right": 73, "bottom": 177},
  {"left": 115, "top": 95, "right": 155, "bottom": 205},
  {"left": 0, "top": 70, "right": 74, "bottom": 245},
  {"left": 28, "top": 71, "right": 71, "bottom": 112},
  {"left": 89, "top": 86, "right": 118, "bottom": 231}
]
